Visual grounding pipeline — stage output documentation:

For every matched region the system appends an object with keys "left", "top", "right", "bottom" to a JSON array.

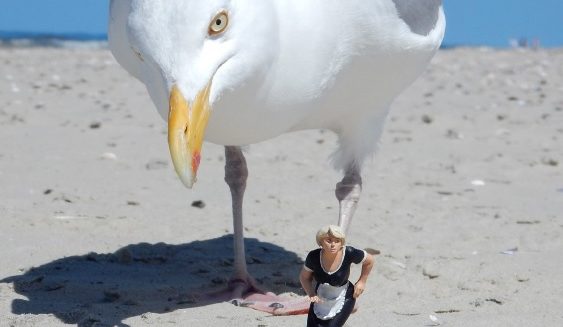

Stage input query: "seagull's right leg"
[
  {"left": 202, "top": 147, "right": 265, "bottom": 300},
  {"left": 215, "top": 146, "right": 310, "bottom": 315},
  {"left": 223, "top": 145, "right": 258, "bottom": 298},
  {"left": 199, "top": 146, "right": 259, "bottom": 302}
]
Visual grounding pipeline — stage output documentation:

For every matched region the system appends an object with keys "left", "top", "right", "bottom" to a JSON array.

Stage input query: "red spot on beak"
[{"left": 192, "top": 151, "right": 201, "bottom": 174}]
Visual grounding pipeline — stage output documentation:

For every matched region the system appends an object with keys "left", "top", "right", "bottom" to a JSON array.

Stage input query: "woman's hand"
[
  {"left": 300, "top": 268, "right": 322, "bottom": 303},
  {"left": 353, "top": 280, "right": 366, "bottom": 298},
  {"left": 308, "top": 295, "right": 322, "bottom": 303},
  {"left": 353, "top": 251, "right": 375, "bottom": 298}
]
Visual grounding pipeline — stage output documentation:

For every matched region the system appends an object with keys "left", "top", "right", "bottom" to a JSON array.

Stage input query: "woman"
[{"left": 300, "top": 225, "right": 374, "bottom": 327}]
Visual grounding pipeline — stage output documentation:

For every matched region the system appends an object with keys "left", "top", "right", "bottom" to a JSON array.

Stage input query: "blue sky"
[{"left": 0, "top": 0, "right": 562, "bottom": 47}]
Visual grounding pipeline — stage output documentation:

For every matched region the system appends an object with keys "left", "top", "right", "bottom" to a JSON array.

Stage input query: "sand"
[{"left": 0, "top": 46, "right": 562, "bottom": 327}]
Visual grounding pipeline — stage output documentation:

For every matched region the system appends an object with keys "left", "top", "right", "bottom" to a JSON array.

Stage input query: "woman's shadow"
[{"left": 0, "top": 235, "right": 304, "bottom": 327}]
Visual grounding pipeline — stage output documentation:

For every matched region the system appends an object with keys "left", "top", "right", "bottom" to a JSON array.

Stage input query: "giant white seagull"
[{"left": 109, "top": 0, "right": 445, "bottom": 313}]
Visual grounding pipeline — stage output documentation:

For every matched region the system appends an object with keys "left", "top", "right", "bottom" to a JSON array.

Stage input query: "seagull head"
[{"left": 110, "top": 0, "right": 277, "bottom": 188}]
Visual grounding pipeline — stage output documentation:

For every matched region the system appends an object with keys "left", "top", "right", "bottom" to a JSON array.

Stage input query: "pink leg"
[
  {"left": 335, "top": 166, "right": 381, "bottom": 257},
  {"left": 224, "top": 145, "right": 252, "bottom": 297},
  {"left": 201, "top": 146, "right": 310, "bottom": 315},
  {"left": 336, "top": 166, "right": 362, "bottom": 234}
]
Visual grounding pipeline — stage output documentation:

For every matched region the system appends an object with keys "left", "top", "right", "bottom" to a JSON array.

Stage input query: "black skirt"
[{"left": 306, "top": 281, "right": 356, "bottom": 327}]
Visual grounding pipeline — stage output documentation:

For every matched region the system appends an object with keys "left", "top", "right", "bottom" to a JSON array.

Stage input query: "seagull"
[{"left": 108, "top": 0, "right": 445, "bottom": 314}]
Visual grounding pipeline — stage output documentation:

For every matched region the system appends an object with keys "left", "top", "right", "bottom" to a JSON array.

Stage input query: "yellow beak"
[{"left": 168, "top": 82, "right": 211, "bottom": 188}]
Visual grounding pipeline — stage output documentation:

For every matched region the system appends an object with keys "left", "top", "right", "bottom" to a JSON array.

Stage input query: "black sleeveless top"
[{"left": 304, "top": 246, "right": 366, "bottom": 287}]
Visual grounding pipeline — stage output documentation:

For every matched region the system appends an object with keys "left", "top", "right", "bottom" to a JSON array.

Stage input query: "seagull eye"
[{"left": 209, "top": 11, "right": 229, "bottom": 35}]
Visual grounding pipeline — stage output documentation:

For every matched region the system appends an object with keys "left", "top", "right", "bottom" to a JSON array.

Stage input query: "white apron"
[{"left": 313, "top": 282, "right": 349, "bottom": 320}]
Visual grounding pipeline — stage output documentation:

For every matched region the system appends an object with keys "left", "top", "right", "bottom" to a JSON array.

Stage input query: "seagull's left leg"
[
  {"left": 336, "top": 165, "right": 381, "bottom": 257},
  {"left": 336, "top": 165, "right": 362, "bottom": 234}
]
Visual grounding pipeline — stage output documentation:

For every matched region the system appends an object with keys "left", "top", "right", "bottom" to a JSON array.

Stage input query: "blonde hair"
[{"left": 316, "top": 225, "right": 346, "bottom": 246}]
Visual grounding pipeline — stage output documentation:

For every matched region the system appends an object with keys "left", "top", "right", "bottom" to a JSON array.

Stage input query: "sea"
[
  {"left": 0, "top": 31, "right": 108, "bottom": 49},
  {"left": 0, "top": 31, "right": 536, "bottom": 50}
]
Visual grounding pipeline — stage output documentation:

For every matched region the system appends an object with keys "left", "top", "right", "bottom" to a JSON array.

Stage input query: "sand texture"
[{"left": 1, "top": 47, "right": 562, "bottom": 326}]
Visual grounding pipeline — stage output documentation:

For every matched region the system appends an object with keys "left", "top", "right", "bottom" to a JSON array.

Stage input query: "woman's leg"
[
  {"left": 307, "top": 302, "right": 323, "bottom": 327},
  {"left": 326, "top": 282, "right": 356, "bottom": 327},
  {"left": 326, "top": 297, "right": 355, "bottom": 327}
]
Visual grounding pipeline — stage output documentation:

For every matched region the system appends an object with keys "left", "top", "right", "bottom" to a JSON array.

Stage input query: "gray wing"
[{"left": 391, "top": 0, "right": 443, "bottom": 36}]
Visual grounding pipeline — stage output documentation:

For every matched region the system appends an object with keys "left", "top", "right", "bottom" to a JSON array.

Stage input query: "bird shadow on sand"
[{"left": 0, "top": 235, "right": 304, "bottom": 327}]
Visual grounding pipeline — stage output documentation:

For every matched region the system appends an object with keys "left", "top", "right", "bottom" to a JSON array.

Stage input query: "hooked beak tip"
[{"left": 167, "top": 83, "right": 211, "bottom": 189}]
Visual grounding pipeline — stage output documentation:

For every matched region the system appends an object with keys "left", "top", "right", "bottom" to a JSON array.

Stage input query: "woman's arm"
[
  {"left": 299, "top": 268, "right": 321, "bottom": 303},
  {"left": 353, "top": 253, "right": 374, "bottom": 298}
]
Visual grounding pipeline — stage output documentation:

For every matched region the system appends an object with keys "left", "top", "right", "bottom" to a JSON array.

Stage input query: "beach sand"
[{"left": 0, "top": 46, "right": 562, "bottom": 326}]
